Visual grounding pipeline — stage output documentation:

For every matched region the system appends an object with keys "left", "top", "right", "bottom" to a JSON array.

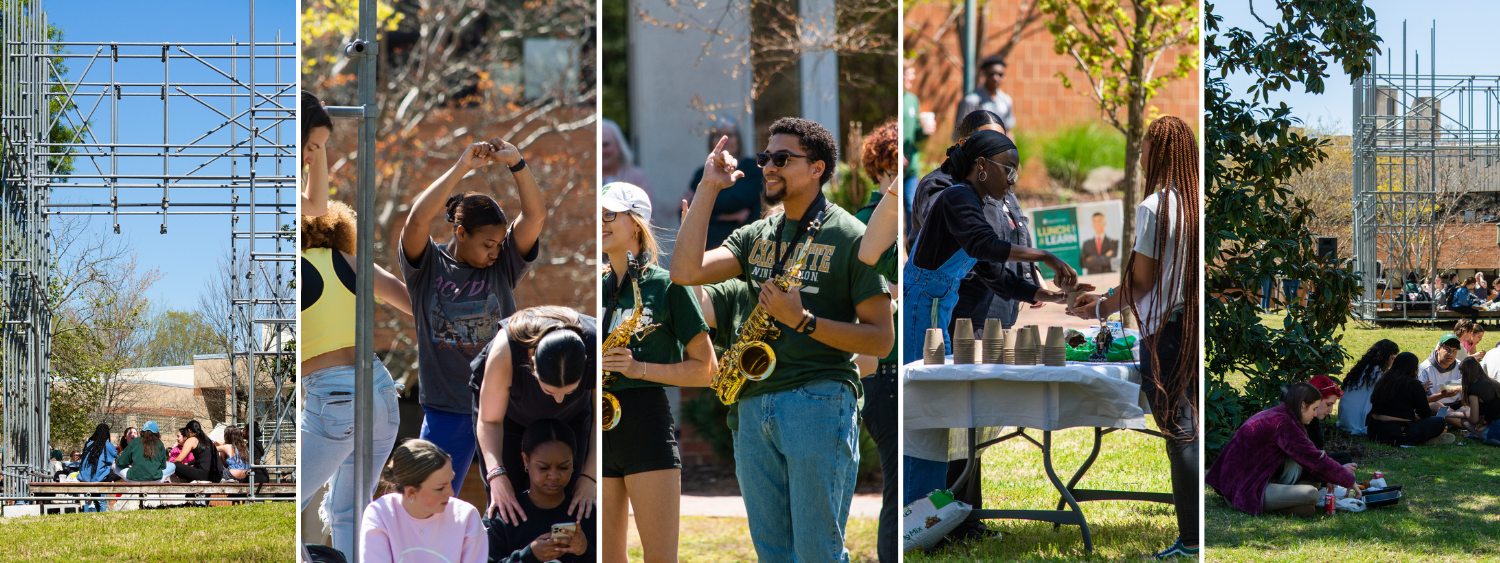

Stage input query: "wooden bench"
[
  {"left": 27, "top": 481, "right": 294, "bottom": 512},
  {"left": 1373, "top": 309, "right": 1500, "bottom": 319}
]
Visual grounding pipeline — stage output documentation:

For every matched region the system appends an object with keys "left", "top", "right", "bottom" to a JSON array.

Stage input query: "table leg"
[
  {"left": 950, "top": 427, "right": 980, "bottom": 493},
  {"left": 1054, "top": 427, "right": 1106, "bottom": 518},
  {"left": 1042, "top": 430, "right": 1093, "bottom": 553}
]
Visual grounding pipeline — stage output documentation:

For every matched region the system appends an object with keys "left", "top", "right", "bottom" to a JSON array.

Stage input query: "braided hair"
[{"left": 1121, "top": 116, "right": 1201, "bottom": 437}]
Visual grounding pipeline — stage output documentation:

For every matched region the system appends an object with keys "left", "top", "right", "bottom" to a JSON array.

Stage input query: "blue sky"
[
  {"left": 1217, "top": 0, "right": 1500, "bottom": 135},
  {"left": 46, "top": 0, "right": 296, "bottom": 311}
]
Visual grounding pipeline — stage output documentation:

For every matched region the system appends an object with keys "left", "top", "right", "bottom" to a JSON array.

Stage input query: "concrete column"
[{"left": 799, "top": 0, "right": 839, "bottom": 139}]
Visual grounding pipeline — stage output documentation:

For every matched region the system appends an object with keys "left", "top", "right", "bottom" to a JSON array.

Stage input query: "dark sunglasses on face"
[{"left": 756, "top": 151, "right": 813, "bottom": 168}]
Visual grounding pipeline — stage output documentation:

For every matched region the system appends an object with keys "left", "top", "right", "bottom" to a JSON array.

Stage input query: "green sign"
[{"left": 1034, "top": 207, "right": 1080, "bottom": 277}]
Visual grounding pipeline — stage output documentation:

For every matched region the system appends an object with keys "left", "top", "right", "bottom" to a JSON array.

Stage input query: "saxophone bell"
[
  {"left": 738, "top": 341, "right": 776, "bottom": 381},
  {"left": 602, "top": 391, "right": 622, "bottom": 431}
]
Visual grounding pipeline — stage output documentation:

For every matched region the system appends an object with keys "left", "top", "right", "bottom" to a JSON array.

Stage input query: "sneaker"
[
  {"left": 1424, "top": 433, "right": 1456, "bottom": 445},
  {"left": 1153, "top": 539, "right": 1200, "bottom": 559}
]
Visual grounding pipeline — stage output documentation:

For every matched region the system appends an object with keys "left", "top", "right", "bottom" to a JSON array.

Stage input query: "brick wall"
[
  {"left": 904, "top": 1, "right": 1201, "bottom": 190},
  {"left": 676, "top": 388, "right": 721, "bottom": 466}
]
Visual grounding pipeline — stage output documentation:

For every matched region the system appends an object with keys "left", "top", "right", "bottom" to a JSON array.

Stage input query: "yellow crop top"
[{"left": 301, "top": 247, "right": 357, "bottom": 359}]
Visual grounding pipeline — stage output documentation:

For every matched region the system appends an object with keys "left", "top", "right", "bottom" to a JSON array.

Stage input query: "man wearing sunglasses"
[
  {"left": 953, "top": 54, "right": 1016, "bottom": 140},
  {"left": 672, "top": 117, "right": 894, "bottom": 563}
]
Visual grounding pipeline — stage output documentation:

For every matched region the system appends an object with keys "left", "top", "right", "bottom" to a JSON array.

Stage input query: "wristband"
[
  {"left": 509, "top": 158, "right": 526, "bottom": 173},
  {"left": 578, "top": 474, "right": 596, "bottom": 484},
  {"left": 485, "top": 466, "right": 506, "bottom": 482},
  {"left": 794, "top": 311, "right": 811, "bottom": 332}
]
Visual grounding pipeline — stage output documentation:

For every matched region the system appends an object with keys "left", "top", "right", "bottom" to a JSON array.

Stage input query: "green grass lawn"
[
  {"left": 0, "top": 502, "right": 292, "bottom": 562},
  {"left": 907, "top": 424, "right": 1180, "bottom": 562},
  {"left": 625, "top": 516, "right": 880, "bottom": 562},
  {"left": 1208, "top": 315, "right": 1500, "bottom": 562}
]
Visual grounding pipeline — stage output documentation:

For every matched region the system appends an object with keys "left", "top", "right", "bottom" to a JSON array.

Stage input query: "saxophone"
[
  {"left": 602, "top": 252, "right": 657, "bottom": 431},
  {"left": 710, "top": 211, "right": 826, "bottom": 405}
]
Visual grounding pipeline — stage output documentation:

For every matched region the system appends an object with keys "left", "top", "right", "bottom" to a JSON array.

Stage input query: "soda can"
[
  {"left": 1373, "top": 471, "right": 1383, "bottom": 480},
  {"left": 1325, "top": 493, "right": 1336, "bottom": 514}
]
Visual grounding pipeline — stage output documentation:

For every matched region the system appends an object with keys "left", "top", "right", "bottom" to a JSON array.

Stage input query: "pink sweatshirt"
[{"left": 359, "top": 494, "right": 488, "bottom": 563}]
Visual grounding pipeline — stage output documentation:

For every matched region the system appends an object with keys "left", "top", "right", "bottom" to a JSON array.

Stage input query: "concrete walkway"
[{"left": 641, "top": 494, "right": 884, "bottom": 518}]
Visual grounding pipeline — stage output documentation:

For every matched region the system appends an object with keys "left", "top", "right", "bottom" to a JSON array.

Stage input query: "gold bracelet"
[{"left": 884, "top": 185, "right": 898, "bottom": 197}]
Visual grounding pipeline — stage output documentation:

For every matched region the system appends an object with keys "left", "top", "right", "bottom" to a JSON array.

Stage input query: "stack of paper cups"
[
  {"left": 1002, "top": 329, "right": 1018, "bottom": 364},
  {"left": 923, "top": 328, "right": 945, "bottom": 365},
  {"left": 982, "top": 321, "right": 1004, "bottom": 364},
  {"left": 952, "top": 319, "right": 975, "bottom": 364},
  {"left": 1043, "top": 326, "right": 1067, "bottom": 366},
  {"left": 1013, "top": 327, "right": 1036, "bottom": 365}
]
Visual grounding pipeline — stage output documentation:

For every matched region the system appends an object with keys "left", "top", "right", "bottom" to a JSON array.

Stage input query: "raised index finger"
[{"left": 712, "top": 135, "right": 728, "bottom": 156}]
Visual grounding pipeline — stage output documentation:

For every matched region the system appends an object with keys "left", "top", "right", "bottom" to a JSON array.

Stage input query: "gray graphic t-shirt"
[{"left": 401, "top": 231, "right": 537, "bottom": 413}]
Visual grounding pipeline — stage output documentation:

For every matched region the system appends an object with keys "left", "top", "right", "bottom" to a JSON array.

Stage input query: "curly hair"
[
  {"left": 300, "top": 199, "right": 356, "bottom": 255},
  {"left": 1343, "top": 339, "right": 1399, "bottom": 391},
  {"left": 768, "top": 117, "right": 838, "bottom": 185},
  {"left": 861, "top": 121, "right": 899, "bottom": 178}
]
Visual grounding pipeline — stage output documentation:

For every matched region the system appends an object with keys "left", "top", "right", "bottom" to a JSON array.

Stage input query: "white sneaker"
[{"left": 1424, "top": 433, "right": 1456, "bottom": 445}]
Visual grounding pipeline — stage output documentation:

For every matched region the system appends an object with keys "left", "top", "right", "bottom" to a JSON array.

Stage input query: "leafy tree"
[
  {"left": 134, "top": 308, "right": 220, "bottom": 368},
  {"left": 1203, "top": 0, "right": 1380, "bottom": 462},
  {"left": 0, "top": 0, "right": 79, "bottom": 177},
  {"left": 1035, "top": 0, "right": 1198, "bottom": 248}
]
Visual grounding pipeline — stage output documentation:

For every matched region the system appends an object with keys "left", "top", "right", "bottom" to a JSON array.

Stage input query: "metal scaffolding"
[
  {"left": 1352, "top": 21, "right": 1500, "bottom": 321},
  {"left": 0, "top": 0, "right": 295, "bottom": 499}
]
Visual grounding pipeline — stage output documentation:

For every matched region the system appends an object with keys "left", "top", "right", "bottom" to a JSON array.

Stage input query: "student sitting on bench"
[{"left": 111, "top": 421, "right": 176, "bottom": 483}]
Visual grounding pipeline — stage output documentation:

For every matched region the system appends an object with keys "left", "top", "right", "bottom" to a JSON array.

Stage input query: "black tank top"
[{"left": 469, "top": 315, "right": 597, "bottom": 426}]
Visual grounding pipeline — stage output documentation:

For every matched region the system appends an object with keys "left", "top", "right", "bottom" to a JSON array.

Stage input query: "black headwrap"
[{"left": 939, "top": 129, "right": 1018, "bottom": 182}]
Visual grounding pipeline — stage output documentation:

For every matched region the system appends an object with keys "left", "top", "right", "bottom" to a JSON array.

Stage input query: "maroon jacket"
[{"left": 1205, "top": 404, "right": 1356, "bottom": 515}]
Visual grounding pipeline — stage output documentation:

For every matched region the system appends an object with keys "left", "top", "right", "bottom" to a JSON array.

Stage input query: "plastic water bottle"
[{"left": 1108, "top": 320, "right": 1124, "bottom": 338}]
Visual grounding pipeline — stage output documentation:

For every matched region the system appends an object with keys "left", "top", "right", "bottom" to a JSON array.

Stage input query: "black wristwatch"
[
  {"left": 798, "top": 312, "right": 818, "bottom": 335},
  {"left": 509, "top": 158, "right": 526, "bottom": 173}
]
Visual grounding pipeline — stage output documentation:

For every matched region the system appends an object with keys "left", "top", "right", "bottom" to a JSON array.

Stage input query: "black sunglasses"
[{"left": 756, "top": 151, "right": 812, "bottom": 168}]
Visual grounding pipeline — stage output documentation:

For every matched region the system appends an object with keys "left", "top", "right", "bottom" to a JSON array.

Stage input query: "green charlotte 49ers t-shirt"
[
  {"left": 721, "top": 202, "right": 890, "bottom": 401},
  {"left": 603, "top": 263, "right": 708, "bottom": 391}
]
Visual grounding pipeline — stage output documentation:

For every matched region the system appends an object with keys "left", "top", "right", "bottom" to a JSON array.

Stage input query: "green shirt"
[
  {"left": 721, "top": 202, "right": 890, "bottom": 401},
  {"left": 903, "top": 91, "right": 927, "bottom": 177},
  {"left": 603, "top": 263, "right": 709, "bottom": 391},
  {"left": 114, "top": 438, "right": 167, "bottom": 482},
  {"left": 853, "top": 191, "right": 898, "bottom": 366},
  {"left": 705, "top": 278, "right": 757, "bottom": 353}
]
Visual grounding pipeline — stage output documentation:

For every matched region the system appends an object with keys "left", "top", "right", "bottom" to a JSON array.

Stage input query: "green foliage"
[
  {"left": 680, "top": 390, "right": 735, "bottom": 463},
  {"left": 0, "top": 2, "right": 79, "bottom": 177},
  {"left": 827, "top": 161, "right": 877, "bottom": 217},
  {"left": 135, "top": 309, "right": 221, "bottom": 368},
  {"left": 1037, "top": 122, "right": 1126, "bottom": 191},
  {"left": 1203, "top": 0, "right": 1381, "bottom": 464},
  {"left": 601, "top": 0, "right": 629, "bottom": 135}
]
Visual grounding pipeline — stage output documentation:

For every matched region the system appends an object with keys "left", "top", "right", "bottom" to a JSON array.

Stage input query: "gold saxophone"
[
  {"left": 602, "top": 252, "right": 657, "bottom": 431},
  {"left": 710, "top": 210, "right": 826, "bottom": 405}
]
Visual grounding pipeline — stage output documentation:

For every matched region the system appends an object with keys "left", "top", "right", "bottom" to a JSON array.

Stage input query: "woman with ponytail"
[
  {"left": 474, "top": 306, "right": 598, "bottom": 526},
  {"left": 361, "top": 439, "right": 488, "bottom": 563},
  {"left": 899, "top": 128, "right": 1082, "bottom": 511},
  {"left": 400, "top": 135, "right": 546, "bottom": 497},
  {"left": 1069, "top": 116, "right": 1202, "bottom": 558}
]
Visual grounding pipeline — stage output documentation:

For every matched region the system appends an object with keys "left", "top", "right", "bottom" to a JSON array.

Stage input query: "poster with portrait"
[{"left": 1027, "top": 199, "right": 1124, "bottom": 277}]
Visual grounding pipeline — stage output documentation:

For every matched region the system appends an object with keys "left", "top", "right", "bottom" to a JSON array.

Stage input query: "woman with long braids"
[
  {"left": 300, "top": 89, "right": 415, "bottom": 558},
  {"left": 474, "top": 306, "right": 599, "bottom": 526},
  {"left": 599, "top": 182, "right": 715, "bottom": 563},
  {"left": 78, "top": 423, "right": 116, "bottom": 511},
  {"left": 899, "top": 128, "right": 1081, "bottom": 507},
  {"left": 401, "top": 135, "right": 545, "bottom": 496},
  {"left": 1069, "top": 115, "right": 1201, "bottom": 558},
  {"left": 1338, "top": 339, "right": 1400, "bottom": 436}
]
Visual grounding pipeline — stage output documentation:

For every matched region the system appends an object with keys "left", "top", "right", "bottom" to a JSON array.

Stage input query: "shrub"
[{"left": 1038, "top": 122, "right": 1126, "bottom": 191}]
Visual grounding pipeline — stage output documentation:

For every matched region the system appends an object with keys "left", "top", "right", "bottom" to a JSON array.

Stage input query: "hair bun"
[{"left": 444, "top": 194, "right": 463, "bottom": 223}]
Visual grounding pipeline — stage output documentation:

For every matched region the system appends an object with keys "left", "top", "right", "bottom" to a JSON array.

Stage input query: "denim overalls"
[{"left": 901, "top": 234, "right": 979, "bottom": 365}]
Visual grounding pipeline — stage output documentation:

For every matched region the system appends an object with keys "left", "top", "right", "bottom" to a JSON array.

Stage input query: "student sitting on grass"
[
  {"left": 1456, "top": 357, "right": 1500, "bottom": 446},
  {"left": 111, "top": 421, "right": 175, "bottom": 482},
  {"left": 1419, "top": 333, "right": 1468, "bottom": 428},
  {"left": 1206, "top": 382, "right": 1359, "bottom": 516},
  {"left": 1338, "top": 339, "right": 1400, "bottom": 436},
  {"left": 1369, "top": 352, "right": 1453, "bottom": 446},
  {"left": 361, "top": 439, "right": 488, "bottom": 563},
  {"left": 486, "top": 419, "right": 593, "bottom": 563},
  {"left": 1304, "top": 375, "right": 1354, "bottom": 466}
]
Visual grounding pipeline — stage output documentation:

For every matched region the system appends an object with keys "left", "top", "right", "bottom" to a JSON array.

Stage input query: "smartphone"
[{"left": 551, "top": 522, "right": 578, "bottom": 541}]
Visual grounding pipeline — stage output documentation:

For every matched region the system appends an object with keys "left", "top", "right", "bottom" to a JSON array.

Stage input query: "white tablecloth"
[{"left": 903, "top": 359, "right": 1148, "bottom": 461}]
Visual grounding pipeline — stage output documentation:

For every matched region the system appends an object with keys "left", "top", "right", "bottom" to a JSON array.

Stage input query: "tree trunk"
[{"left": 1121, "top": 6, "right": 1150, "bottom": 255}]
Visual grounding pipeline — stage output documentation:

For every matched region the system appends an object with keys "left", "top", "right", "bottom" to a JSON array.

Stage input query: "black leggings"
[
  {"left": 1140, "top": 318, "right": 1199, "bottom": 546},
  {"left": 175, "top": 462, "right": 214, "bottom": 482},
  {"left": 1367, "top": 416, "right": 1446, "bottom": 446}
]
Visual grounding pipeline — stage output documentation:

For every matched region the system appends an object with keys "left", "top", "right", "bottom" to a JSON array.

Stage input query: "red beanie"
[{"left": 1309, "top": 375, "right": 1343, "bottom": 399}]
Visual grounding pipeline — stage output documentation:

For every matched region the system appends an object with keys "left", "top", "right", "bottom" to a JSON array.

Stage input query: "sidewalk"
[{"left": 641, "top": 494, "right": 884, "bottom": 518}]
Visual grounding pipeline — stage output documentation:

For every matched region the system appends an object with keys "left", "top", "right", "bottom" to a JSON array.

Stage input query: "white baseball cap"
[{"left": 601, "top": 182, "right": 652, "bottom": 219}]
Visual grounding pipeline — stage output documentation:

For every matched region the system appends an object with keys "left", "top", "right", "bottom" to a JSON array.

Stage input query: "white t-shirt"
[
  {"left": 1132, "top": 189, "right": 1183, "bottom": 332},
  {"left": 1417, "top": 356, "right": 1463, "bottom": 407}
]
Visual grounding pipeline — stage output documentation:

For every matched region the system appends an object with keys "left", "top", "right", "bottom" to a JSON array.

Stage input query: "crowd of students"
[
  {"left": 1207, "top": 319, "right": 1500, "bottom": 516},
  {"left": 58, "top": 420, "right": 264, "bottom": 512},
  {"left": 300, "top": 90, "right": 595, "bottom": 563}
]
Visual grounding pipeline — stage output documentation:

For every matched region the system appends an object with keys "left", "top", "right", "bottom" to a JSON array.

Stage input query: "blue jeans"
[
  {"left": 1260, "top": 277, "right": 1274, "bottom": 309},
  {"left": 420, "top": 405, "right": 478, "bottom": 496},
  {"left": 902, "top": 455, "right": 949, "bottom": 506},
  {"left": 1488, "top": 421, "right": 1500, "bottom": 442},
  {"left": 1283, "top": 279, "right": 1301, "bottom": 307},
  {"left": 299, "top": 360, "right": 401, "bottom": 558},
  {"left": 735, "top": 379, "right": 860, "bottom": 563}
]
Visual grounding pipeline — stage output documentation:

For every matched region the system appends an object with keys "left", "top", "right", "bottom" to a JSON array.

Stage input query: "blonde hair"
[
  {"left": 301, "top": 200, "right": 356, "bottom": 255},
  {"left": 376, "top": 439, "right": 451, "bottom": 497}
]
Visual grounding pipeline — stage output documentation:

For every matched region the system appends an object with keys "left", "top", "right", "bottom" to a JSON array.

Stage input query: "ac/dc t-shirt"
[
  {"left": 401, "top": 231, "right": 537, "bottom": 414},
  {"left": 721, "top": 203, "right": 890, "bottom": 401},
  {"left": 603, "top": 263, "right": 708, "bottom": 391}
]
